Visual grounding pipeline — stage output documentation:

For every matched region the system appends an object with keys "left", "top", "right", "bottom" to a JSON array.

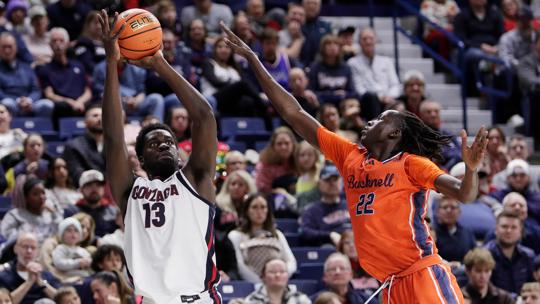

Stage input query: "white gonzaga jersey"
[{"left": 124, "top": 170, "right": 221, "bottom": 304}]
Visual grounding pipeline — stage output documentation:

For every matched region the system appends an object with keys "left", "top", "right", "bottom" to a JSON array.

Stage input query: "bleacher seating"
[
  {"left": 276, "top": 218, "right": 299, "bottom": 233},
  {"left": 11, "top": 117, "right": 58, "bottom": 140},
  {"left": 288, "top": 280, "right": 320, "bottom": 296},
  {"left": 59, "top": 117, "right": 86, "bottom": 139},
  {"left": 284, "top": 232, "right": 300, "bottom": 247},
  {"left": 0, "top": 196, "right": 12, "bottom": 220},
  {"left": 46, "top": 141, "right": 66, "bottom": 157},
  {"left": 218, "top": 281, "right": 255, "bottom": 302},
  {"left": 292, "top": 247, "right": 336, "bottom": 265},
  {"left": 220, "top": 117, "right": 271, "bottom": 146},
  {"left": 294, "top": 263, "right": 325, "bottom": 280}
]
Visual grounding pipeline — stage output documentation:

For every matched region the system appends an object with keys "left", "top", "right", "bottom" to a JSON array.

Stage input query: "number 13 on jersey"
[{"left": 356, "top": 192, "right": 375, "bottom": 215}]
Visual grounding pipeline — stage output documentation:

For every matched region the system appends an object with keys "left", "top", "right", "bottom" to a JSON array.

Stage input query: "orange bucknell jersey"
[{"left": 317, "top": 127, "right": 445, "bottom": 282}]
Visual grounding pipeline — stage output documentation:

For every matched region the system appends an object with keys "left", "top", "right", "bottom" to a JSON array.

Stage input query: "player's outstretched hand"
[
  {"left": 461, "top": 126, "right": 488, "bottom": 171},
  {"left": 220, "top": 21, "right": 254, "bottom": 58},
  {"left": 98, "top": 9, "right": 124, "bottom": 62},
  {"left": 126, "top": 50, "right": 165, "bottom": 70}
]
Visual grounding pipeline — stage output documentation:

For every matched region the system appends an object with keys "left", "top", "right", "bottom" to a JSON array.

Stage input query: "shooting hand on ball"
[
  {"left": 126, "top": 50, "right": 165, "bottom": 70},
  {"left": 98, "top": 10, "right": 124, "bottom": 62}
]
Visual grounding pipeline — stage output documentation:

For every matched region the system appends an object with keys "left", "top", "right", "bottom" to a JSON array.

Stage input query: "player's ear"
[{"left": 388, "top": 128, "right": 402, "bottom": 139}]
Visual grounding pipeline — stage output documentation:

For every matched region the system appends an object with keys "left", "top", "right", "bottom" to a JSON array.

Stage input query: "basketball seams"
[{"left": 120, "top": 44, "right": 161, "bottom": 52}]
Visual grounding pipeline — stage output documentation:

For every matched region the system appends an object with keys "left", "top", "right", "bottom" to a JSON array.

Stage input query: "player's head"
[
  {"left": 135, "top": 123, "right": 179, "bottom": 179},
  {"left": 360, "top": 110, "right": 452, "bottom": 162}
]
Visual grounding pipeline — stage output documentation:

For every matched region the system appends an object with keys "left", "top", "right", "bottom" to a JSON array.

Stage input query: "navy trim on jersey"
[
  {"left": 176, "top": 171, "right": 215, "bottom": 207},
  {"left": 203, "top": 207, "right": 221, "bottom": 293}
]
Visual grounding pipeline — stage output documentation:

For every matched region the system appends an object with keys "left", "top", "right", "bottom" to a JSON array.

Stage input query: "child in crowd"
[
  {"left": 0, "top": 288, "right": 13, "bottom": 304},
  {"left": 53, "top": 286, "right": 81, "bottom": 304},
  {"left": 51, "top": 217, "right": 92, "bottom": 280},
  {"left": 294, "top": 140, "right": 322, "bottom": 195}
]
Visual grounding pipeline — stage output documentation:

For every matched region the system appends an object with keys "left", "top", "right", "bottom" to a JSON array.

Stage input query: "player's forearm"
[
  {"left": 458, "top": 167, "right": 479, "bottom": 202},
  {"left": 102, "top": 60, "right": 126, "bottom": 143},
  {"left": 153, "top": 58, "right": 214, "bottom": 122}
]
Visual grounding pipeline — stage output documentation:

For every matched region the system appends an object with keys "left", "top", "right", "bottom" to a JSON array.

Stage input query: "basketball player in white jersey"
[{"left": 98, "top": 10, "right": 221, "bottom": 304}]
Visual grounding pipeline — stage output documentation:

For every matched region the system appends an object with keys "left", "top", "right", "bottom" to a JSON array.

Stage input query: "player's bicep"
[
  {"left": 105, "top": 145, "right": 135, "bottom": 212},
  {"left": 405, "top": 155, "right": 445, "bottom": 190}
]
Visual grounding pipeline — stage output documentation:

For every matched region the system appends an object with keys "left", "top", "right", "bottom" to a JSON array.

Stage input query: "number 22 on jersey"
[{"left": 356, "top": 192, "right": 375, "bottom": 215}]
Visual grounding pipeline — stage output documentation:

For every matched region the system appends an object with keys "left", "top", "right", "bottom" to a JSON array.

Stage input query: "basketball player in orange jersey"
[{"left": 221, "top": 23, "right": 487, "bottom": 304}]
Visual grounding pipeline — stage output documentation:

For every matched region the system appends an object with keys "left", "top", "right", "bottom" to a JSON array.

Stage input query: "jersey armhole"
[{"left": 176, "top": 170, "right": 216, "bottom": 208}]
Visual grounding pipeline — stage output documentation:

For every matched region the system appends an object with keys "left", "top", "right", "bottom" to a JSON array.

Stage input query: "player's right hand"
[{"left": 98, "top": 10, "right": 125, "bottom": 62}]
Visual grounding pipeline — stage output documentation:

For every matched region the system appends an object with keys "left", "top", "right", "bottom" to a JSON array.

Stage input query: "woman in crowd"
[
  {"left": 228, "top": 194, "right": 297, "bottom": 283},
  {"left": 73, "top": 11, "right": 105, "bottom": 76},
  {"left": 1, "top": 176, "right": 61, "bottom": 244},
  {"left": 394, "top": 70, "right": 426, "bottom": 117},
  {"left": 308, "top": 34, "right": 358, "bottom": 106},
  {"left": 165, "top": 106, "right": 191, "bottom": 143},
  {"left": 45, "top": 157, "right": 82, "bottom": 216},
  {"left": 185, "top": 19, "right": 212, "bottom": 68},
  {"left": 215, "top": 170, "right": 257, "bottom": 233},
  {"left": 254, "top": 127, "right": 297, "bottom": 194},
  {"left": 486, "top": 126, "right": 510, "bottom": 179},
  {"left": 12, "top": 133, "right": 48, "bottom": 180},
  {"left": 318, "top": 103, "right": 357, "bottom": 143},
  {"left": 294, "top": 141, "right": 322, "bottom": 195},
  {"left": 244, "top": 258, "right": 310, "bottom": 304},
  {"left": 90, "top": 271, "right": 134, "bottom": 304},
  {"left": 0, "top": 104, "right": 26, "bottom": 161},
  {"left": 200, "top": 36, "right": 265, "bottom": 118}
]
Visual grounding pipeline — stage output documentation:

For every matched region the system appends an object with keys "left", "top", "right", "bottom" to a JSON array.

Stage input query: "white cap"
[
  {"left": 449, "top": 162, "right": 466, "bottom": 178},
  {"left": 506, "top": 159, "right": 529, "bottom": 175},
  {"left": 58, "top": 217, "right": 82, "bottom": 238},
  {"left": 79, "top": 170, "right": 105, "bottom": 188}
]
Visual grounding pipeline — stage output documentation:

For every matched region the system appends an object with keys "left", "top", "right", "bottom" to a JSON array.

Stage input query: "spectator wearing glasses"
[
  {"left": 435, "top": 196, "right": 476, "bottom": 265},
  {"left": 310, "top": 253, "right": 368, "bottom": 304},
  {"left": 489, "top": 159, "right": 540, "bottom": 224}
]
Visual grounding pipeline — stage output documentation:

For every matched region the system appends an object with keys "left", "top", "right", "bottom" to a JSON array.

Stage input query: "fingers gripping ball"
[{"left": 113, "top": 9, "right": 162, "bottom": 60}]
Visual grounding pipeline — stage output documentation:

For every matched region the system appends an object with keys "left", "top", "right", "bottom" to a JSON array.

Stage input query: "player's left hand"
[
  {"left": 220, "top": 21, "right": 255, "bottom": 59},
  {"left": 98, "top": 10, "right": 124, "bottom": 63},
  {"left": 461, "top": 126, "right": 488, "bottom": 171}
]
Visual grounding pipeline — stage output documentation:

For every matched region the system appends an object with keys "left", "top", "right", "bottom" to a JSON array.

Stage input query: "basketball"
[{"left": 112, "top": 8, "right": 162, "bottom": 60}]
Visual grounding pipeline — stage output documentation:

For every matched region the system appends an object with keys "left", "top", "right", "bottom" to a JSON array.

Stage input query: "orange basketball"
[{"left": 113, "top": 8, "right": 162, "bottom": 60}]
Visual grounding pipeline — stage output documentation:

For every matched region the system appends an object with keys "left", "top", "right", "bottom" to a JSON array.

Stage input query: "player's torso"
[
  {"left": 124, "top": 170, "right": 219, "bottom": 303},
  {"left": 342, "top": 152, "right": 436, "bottom": 281}
]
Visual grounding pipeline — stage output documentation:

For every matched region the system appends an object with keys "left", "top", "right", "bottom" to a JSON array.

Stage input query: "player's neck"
[{"left": 366, "top": 145, "right": 400, "bottom": 162}]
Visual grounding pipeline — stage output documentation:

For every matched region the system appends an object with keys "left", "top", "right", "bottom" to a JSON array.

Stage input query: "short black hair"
[{"left": 135, "top": 123, "right": 177, "bottom": 159}]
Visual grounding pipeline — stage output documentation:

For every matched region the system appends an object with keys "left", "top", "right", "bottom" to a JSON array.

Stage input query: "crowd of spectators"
[{"left": 0, "top": 0, "right": 537, "bottom": 303}]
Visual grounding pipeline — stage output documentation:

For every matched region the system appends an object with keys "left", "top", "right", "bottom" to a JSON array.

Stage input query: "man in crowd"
[
  {"left": 0, "top": 32, "right": 53, "bottom": 117},
  {"left": 279, "top": 3, "right": 306, "bottom": 60},
  {"left": 180, "top": 0, "right": 233, "bottom": 39},
  {"left": 65, "top": 170, "right": 118, "bottom": 237},
  {"left": 299, "top": 163, "right": 351, "bottom": 246},
  {"left": 347, "top": 27, "right": 400, "bottom": 121},
  {"left": 485, "top": 211, "right": 535, "bottom": 294},
  {"left": 517, "top": 33, "right": 540, "bottom": 149},
  {"left": 299, "top": 0, "right": 331, "bottom": 66},
  {"left": 0, "top": 233, "right": 59, "bottom": 303},
  {"left": 62, "top": 105, "right": 105, "bottom": 185},
  {"left": 461, "top": 248, "right": 515, "bottom": 303}
]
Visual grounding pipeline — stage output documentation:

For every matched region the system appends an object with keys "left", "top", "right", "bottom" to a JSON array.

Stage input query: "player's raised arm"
[
  {"left": 220, "top": 22, "right": 322, "bottom": 148},
  {"left": 148, "top": 52, "right": 217, "bottom": 201},
  {"left": 435, "top": 127, "right": 489, "bottom": 202},
  {"left": 99, "top": 10, "right": 134, "bottom": 215}
]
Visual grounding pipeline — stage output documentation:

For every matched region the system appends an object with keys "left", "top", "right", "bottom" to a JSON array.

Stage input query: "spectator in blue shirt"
[
  {"left": 485, "top": 192, "right": 540, "bottom": 255},
  {"left": 485, "top": 211, "right": 535, "bottom": 294},
  {"left": 93, "top": 60, "right": 165, "bottom": 121},
  {"left": 300, "top": 0, "right": 332, "bottom": 67},
  {"left": 311, "top": 253, "right": 368, "bottom": 304},
  {"left": 0, "top": 32, "right": 53, "bottom": 117},
  {"left": 435, "top": 196, "right": 476, "bottom": 264},
  {"left": 38, "top": 27, "right": 92, "bottom": 130},
  {"left": 299, "top": 163, "right": 351, "bottom": 246}
]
